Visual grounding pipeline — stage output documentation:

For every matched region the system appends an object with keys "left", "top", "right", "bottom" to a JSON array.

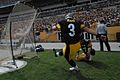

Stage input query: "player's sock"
[
  {"left": 53, "top": 48, "right": 58, "bottom": 57},
  {"left": 86, "top": 55, "right": 92, "bottom": 62},
  {"left": 88, "top": 55, "right": 92, "bottom": 61}
]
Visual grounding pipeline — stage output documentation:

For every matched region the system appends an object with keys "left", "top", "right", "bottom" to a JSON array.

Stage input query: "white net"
[{"left": 0, "top": 2, "right": 37, "bottom": 61}]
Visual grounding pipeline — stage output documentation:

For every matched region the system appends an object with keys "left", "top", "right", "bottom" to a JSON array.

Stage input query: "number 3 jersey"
[{"left": 57, "top": 19, "right": 85, "bottom": 44}]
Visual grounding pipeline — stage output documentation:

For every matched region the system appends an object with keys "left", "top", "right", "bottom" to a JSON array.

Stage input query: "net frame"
[{"left": 0, "top": 1, "right": 37, "bottom": 68}]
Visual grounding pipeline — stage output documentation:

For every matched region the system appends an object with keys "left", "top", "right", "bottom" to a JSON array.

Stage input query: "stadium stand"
[{"left": 0, "top": 0, "right": 120, "bottom": 42}]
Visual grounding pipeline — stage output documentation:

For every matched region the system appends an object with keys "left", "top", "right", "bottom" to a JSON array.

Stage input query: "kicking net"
[{"left": 0, "top": 2, "right": 37, "bottom": 61}]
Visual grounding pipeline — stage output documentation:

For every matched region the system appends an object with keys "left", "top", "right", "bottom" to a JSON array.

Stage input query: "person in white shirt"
[{"left": 96, "top": 20, "right": 111, "bottom": 51}]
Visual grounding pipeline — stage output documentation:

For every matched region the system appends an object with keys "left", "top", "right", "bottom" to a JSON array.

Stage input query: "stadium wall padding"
[{"left": 39, "top": 26, "right": 120, "bottom": 42}]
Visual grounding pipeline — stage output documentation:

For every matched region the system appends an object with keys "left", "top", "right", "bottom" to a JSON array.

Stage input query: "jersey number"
[{"left": 68, "top": 24, "right": 75, "bottom": 37}]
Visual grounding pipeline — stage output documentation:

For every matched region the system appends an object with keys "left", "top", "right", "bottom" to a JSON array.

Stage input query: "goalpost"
[{"left": 0, "top": 1, "right": 37, "bottom": 69}]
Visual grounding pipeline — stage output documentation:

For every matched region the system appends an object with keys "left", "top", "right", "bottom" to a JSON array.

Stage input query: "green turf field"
[{"left": 0, "top": 50, "right": 120, "bottom": 80}]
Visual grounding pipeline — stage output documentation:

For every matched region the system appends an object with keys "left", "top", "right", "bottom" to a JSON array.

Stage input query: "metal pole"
[
  {"left": 10, "top": 21, "right": 18, "bottom": 68},
  {"left": 33, "top": 22, "right": 36, "bottom": 47}
]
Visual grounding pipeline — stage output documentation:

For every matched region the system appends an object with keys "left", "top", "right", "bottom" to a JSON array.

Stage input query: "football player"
[
  {"left": 52, "top": 13, "right": 99, "bottom": 71},
  {"left": 75, "top": 39, "right": 95, "bottom": 62}
]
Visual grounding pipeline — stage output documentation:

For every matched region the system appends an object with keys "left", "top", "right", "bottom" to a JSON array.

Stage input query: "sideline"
[{"left": 34, "top": 42, "right": 120, "bottom": 51}]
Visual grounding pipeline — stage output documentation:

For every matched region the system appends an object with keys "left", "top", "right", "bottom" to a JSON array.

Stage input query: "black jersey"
[{"left": 58, "top": 19, "right": 84, "bottom": 44}]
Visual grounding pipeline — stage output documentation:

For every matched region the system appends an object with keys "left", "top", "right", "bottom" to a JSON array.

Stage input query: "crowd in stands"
[
  {"left": 0, "top": 0, "right": 120, "bottom": 39},
  {"left": 0, "top": 6, "right": 120, "bottom": 39},
  {"left": 34, "top": 6, "right": 120, "bottom": 33}
]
